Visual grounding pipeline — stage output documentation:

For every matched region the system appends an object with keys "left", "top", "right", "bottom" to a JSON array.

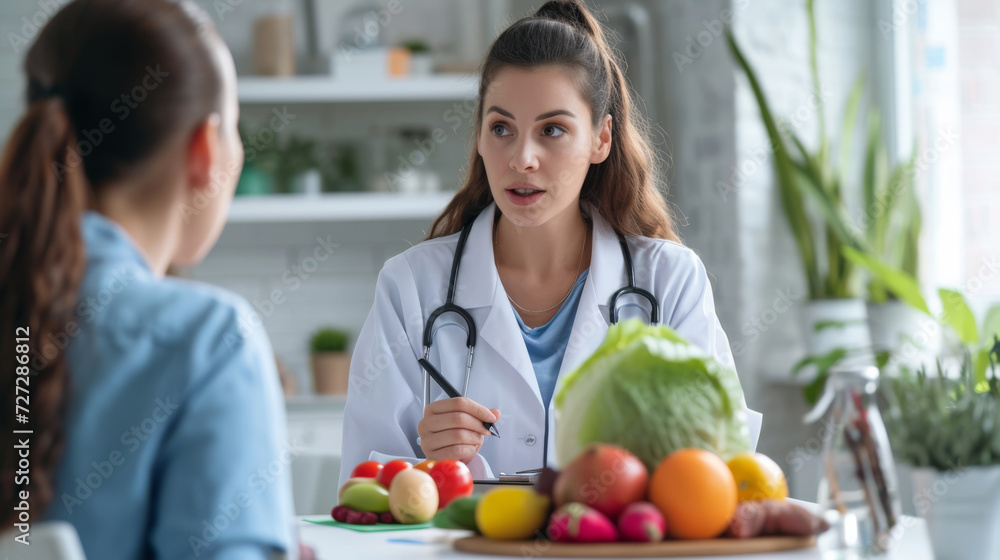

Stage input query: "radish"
[
  {"left": 617, "top": 502, "right": 666, "bottom": 542},
  {"left": 547, "top": 503, "right": 619, "bottom": 543}
]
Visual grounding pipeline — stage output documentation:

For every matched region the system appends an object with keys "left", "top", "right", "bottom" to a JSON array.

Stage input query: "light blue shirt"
[
  {"left": 45, "top": 211, "right": 296, "bottom": 560},
  {"left": 512, "top": 269, "right": 590, "bottom": 410}
]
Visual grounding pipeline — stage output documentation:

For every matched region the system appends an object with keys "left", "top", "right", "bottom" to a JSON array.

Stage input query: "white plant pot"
[
  {"left": 911, "top": 466, "right": 1000, "bottom": 560},
  {"left": 291, "top": 169, "right": 323, "bottom": 196},
  {"left": 867, "top": 301, "right": 942, "bottom": 371},
  {"left": 410, "top": 53, "right": 434, "bottom": 76},
  {"left": 801, "top": 299, "right": 872, "bottom": 357}
]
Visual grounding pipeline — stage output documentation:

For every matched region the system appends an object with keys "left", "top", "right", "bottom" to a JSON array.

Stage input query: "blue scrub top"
[
  {"left": 512, "top": 269, "right": 590, "bottom": 410},
  {"left": 44, "top": 211, "right": 296, "bottom": 560}
]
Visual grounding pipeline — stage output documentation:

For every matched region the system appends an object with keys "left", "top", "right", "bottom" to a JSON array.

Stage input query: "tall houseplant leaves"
[
  {"left": 939, "top": 288, "right": 979, "bottom": 346},
  {"left": 726, "top": 0, "right": 867, "bottom": 301},
  {"left": 843, "top": 247, "right": 929, "bottom": 314},
  {"left": 725, "top": 32, "right": 820, "bottom": 298},
  {"left": 859, "top": 106, "right": 921, "bottom": 303}
]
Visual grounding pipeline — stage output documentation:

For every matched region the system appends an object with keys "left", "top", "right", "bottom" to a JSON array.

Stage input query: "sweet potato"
[{"left": 727, "top": 500, "right": 830, "bottom": 539}]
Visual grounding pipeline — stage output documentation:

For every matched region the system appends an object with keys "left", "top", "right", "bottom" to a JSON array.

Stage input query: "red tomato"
[
  {"left": 350, "top": 461, "right": 383, "bottom": 479},
  {"left": 377, "top": 460, "right": 413, "bottom": 489},
  {"left": 429, "top": 460, "right": 474, "bottom": 509}
]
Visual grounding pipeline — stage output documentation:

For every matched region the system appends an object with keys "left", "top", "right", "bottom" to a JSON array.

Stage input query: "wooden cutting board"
[{"left": 453, "top": 535, "right": 816, "bottom": 557}]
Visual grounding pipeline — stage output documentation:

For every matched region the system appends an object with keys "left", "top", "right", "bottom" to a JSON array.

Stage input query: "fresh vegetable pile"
[
  {"left": 445, "top": 443, "right": 828, "bottom": 544},
  {"left": 334, "top": 458, "right": 474, "bottom": 525},
  {"left": 554, "top": 319, "right": 753, "bottom": 471}
]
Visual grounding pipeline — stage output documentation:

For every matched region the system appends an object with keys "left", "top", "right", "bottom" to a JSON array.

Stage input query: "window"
[{"left": 890, "top": 0, "right": 1000, "bottom": 313}]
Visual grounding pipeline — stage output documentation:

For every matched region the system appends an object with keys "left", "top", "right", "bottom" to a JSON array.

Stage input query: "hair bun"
[{"left": 535, "top": 0, "right": 592, "bottom": 34}]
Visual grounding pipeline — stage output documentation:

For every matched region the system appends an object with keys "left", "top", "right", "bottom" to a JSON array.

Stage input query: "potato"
[{"left": 388, "top": 469, "right": 438, "bottom": 524}]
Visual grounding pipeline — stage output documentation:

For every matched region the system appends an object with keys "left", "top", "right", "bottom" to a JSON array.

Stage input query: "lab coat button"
[{"left": 524, "top": 435, "right": 537, "bottom": 446}]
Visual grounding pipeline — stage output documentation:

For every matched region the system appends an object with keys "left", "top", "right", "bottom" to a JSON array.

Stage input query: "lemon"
[
  {"left": 475, "top": 487, "right": 551, "bottom": 540},
  {"left": 726, "top": 452, "right": 788, "bottom": 502}
]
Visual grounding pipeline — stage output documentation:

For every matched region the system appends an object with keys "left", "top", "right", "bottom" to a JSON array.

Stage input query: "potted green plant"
[
  {"left": 727, "top": 0, "right": 873, "bottom": 390},
  {"left": 844, "top": 246, "right": 1000, "bottom": 381},
  {"left": 310, "top": 327, "right": 351, "bottom": 395},
  {"left": 235, "top": 121, "right": 275, "bottom": 197},
  {"left": 280, "top": 136, "right": 322, "bottom": 196},
  {"left": 400, "top": 38, "right": 432, "bottom": 76},
  {"left": 844, "top": 249, "right": 1000, "bottom": 557},
  {"left": 884, "top": 339, "right": 1000, "bottom": 559}
]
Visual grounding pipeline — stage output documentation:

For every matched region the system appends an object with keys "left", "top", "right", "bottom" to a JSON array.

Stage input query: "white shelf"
[
  {"left": 227, "top": 192, "right": 454, "bottom": 223},
  {"left": 237, "top": 74, "right": 478, "bottom": 104}
]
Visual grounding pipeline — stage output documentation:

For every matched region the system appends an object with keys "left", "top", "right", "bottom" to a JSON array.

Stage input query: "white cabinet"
[
  {"left": 286, "top": 395, "right": 344, "bottom": 453},
  {"left": 286, "top": 396, "right": 345, "bottom": 515}
]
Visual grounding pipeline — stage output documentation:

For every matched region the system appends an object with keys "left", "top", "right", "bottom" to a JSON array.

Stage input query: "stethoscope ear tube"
[
  {"left": 422, "top": 221, "right": 478, "bottom": 349},
  {"left": 421, "top": 220, "right": 479, "bottom": 412},
  {"left": 422, "top": 303, "right": 477, "bottom": 348},
  {"left": 609, "top": 234, "right": 660, "bottom": 325}
]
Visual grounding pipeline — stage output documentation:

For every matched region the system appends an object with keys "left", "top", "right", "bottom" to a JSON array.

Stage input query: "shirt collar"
[{"left": 81, "top": 210, "right": 154, "bottom": 274}]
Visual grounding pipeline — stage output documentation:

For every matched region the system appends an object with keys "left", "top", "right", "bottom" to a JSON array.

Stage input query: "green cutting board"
[{"left": 304, "top": 518, "right": 433, "bottom": 532}]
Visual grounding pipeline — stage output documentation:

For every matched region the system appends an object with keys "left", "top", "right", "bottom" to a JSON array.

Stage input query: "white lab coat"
[{"left": 338, "top": 203, "right": 761, "bottom": 488}]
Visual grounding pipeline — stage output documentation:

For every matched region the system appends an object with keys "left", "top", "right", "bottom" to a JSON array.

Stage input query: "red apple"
[{"left": 553, "top": 443, "right": 648, "bottom": 519}]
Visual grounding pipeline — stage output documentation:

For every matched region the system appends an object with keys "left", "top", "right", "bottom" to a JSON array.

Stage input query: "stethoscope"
[{"left": 418, "top": 215, "right": 660, "bottom": 412}]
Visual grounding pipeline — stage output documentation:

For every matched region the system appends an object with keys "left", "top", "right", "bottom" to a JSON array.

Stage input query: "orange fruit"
[
  {"left": 413, "top": 460, "right": 436, "bottom": 474},
  {"left": 727, "top": 452, "right": 788, "bottom": 502},
  {"left": 648, "top": 448, "right": 737, "bottom": 540}
]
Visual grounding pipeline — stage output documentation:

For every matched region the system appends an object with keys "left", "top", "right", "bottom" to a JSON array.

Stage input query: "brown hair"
[
  {"left": 427, "top": 0, "right": 678, "bottom": 242},
  {"left": 0, "top": 0, "right": 223, "bottom": 524}
]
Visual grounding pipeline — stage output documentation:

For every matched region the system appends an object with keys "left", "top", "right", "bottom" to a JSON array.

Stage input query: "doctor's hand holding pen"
[{"left": 417, "top": 397, "right": 502, "bottom": 464}]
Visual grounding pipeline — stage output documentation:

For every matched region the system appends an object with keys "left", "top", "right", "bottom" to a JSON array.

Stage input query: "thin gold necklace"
[{"left": 494, "top": 218, "right": 588, "bottom": 314}]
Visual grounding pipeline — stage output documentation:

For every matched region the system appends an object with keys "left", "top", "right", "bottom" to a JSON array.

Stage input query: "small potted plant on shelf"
[
  {"left": 280, "top": 136, "right": 323, "bottom": 196},
  {"left": 310, "top": 327, "right": 351, "bottom": 395},
  {"left": 400, "top": 38, "right": 433, "bottom": 76},
  {"left": 235, "top": 121, "right": 276, "bottom": 196}
]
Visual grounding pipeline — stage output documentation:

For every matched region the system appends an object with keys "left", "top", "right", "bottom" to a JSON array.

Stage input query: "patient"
[{"left": 0, "top": 0, "right": 304, "bottom": 558}]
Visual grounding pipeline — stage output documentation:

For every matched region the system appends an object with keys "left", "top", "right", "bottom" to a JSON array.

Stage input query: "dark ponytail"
[
  {"left": 0, "top": 0, "right": 224, "bottom": 525},
  {"left": 0, "top": 97, "right": 89, "bottom": 523},
  {"left": 428, "top": 0, "right": 678, "bottom": 242}
]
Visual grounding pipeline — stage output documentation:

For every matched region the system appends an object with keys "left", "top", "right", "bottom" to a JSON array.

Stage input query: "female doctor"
[{"left": 339, "top": 0, "right": 761, "bottom": 487}]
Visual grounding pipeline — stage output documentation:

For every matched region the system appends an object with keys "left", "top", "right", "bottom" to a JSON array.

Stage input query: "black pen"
[{"left": 419, "top": 358, "right": 500, "bottom": 437}]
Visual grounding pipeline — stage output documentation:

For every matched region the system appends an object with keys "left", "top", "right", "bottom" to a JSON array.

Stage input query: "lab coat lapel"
[
  {"left": 480, "top": 281, "right": 542, "bottom": 405},
  {"left": 458, "top": 204, "right": 542, "bottom": 405},
  {"left": 553, "top": 209, "right": 625, "bottom": 391}
]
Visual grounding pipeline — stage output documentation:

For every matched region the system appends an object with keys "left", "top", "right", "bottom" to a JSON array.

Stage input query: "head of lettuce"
[{"left": 554, "top": 319, "right": 752, "bottom": 471}]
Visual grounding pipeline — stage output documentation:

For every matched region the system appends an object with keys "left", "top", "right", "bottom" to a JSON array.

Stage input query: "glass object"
[{"left": 815, "top": 365, "right": 901, "bottom": 559}]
